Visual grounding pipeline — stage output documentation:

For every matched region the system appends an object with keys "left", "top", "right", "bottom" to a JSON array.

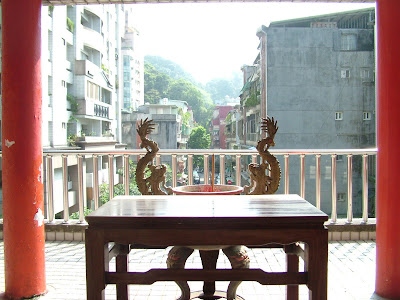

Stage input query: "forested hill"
[
  {"left": 145, "top": 55, "right": 197, "bottom": 84},
  {"left": 143, "top": 55, "right": 243, "bottom": 127},
  {"left": 144, "top": 62, "right": 213, "bottom": 128},
  {"left": 144, "top": 55, "right": 242, "bottom": 101}
]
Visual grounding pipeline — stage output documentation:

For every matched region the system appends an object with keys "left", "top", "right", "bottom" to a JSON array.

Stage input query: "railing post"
[
  {"left": 77, "top": 154, "right": 85, "bottom": 223},
  {"left": 46, "top": 155, "right": 55, "bottom": 223},
  {"left": 331, "top": 154, "right": 337, "bottom": 223},
  {"left": 172, "top": 154, "right": 178, "bottom": 187},
  {"left": 92, "top": 155, "right": 99, "bottom": 209},
  {"left": 347, "top": 154, "right": 353, "bottom": 223},
  {"left": 203, "top": 154, "right": 209, "bottom": 185},
  {"left": 220, "top": 154, "right": 226, "bottom": 185},
  {"left": 108, "top": 154, "right": 114, "bottom": 201},
  {"left": 188, "top": 154, "right": 194, "bottom": 185},
  {"left": 62, "top": 155, "right": 69, "bottom": 223},
  {"left": 315, "top": 154, "right": 321, "bottom": 210},
  {"left": 362, "top": 154, "right": 369, "bottom": 224},
  {"left": 284, "top": 154, "right": 290, "bottom": 194},
  {"left": 235, "top": 154, "right": 241, "bottom": 187},
  {"left": 123, "top": 154, "right": 130, "bottom": 196},
  {"left": 300, "top": 154, "right": 305, "bottom": 198}
]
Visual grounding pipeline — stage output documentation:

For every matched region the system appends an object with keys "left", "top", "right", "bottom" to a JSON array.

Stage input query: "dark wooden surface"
[
  {"left": 85, "top": 194, "right": 328, "bottom": 300},
  {"left": 86, "top": 194, "right": 327, "bottom": 228}
]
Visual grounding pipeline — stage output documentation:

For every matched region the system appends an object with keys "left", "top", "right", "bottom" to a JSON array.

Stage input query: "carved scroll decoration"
[
  {"left": 135, "top": 118, "right": 172, "bottom": 195},
  {"left": 244, "top": 116, "right": 281, "bottom": 195}
]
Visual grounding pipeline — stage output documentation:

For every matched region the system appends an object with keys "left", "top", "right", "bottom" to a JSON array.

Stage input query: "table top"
[{"left": 86, "top": 194, "right": 328, "bottom": 229}]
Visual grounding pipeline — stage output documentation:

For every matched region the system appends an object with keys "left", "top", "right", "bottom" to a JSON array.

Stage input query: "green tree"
[
  {"left": 188, "top": 126, "right": 211, "bottom": 168},
  {"left": 188, "top": 126, "right": 211, "bottom": 149},
  {"left": 144, "top": 63, "right": 172, "bottom": 103},
  {"left": 168, "top": 79, "right": 214, "bottom": 127}
]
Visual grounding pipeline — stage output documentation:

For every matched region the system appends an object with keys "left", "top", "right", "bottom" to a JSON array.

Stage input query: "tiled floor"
[{"left": 0, "top": 240, "right": 379, "bottom": 300}]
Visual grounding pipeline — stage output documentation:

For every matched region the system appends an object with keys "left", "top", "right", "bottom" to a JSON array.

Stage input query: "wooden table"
[{"left": 85, "top": 194, "right": 328, "bottom": 300}]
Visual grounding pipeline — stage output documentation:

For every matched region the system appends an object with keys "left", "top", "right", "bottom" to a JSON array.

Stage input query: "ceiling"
[{"left": 43, "top": 0, "right": 375, "bottom": 5}]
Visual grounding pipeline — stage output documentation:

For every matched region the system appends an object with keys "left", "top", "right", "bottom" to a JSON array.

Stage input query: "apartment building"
[
  {"left": 42, "top": 4, "right": 143, "bottom": 147},
  {"left": 226, "top": 8, "right": 376, "bottom": 216},
  {"left": 210, "top": 105, "right": 235, "bottom": 149},
  {"left": 122, "top": 7, "right": 145, "bottom": 112},
  {"left": 38, "top": 4, "right": 144, "bottom": 214}
]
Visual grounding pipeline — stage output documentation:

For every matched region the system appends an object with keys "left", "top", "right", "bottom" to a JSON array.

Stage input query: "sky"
[{"left": 130, "top": 2, "right": 375, "bottom": 84}]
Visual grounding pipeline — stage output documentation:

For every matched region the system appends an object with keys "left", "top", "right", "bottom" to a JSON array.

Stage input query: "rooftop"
[{"left": 269, "top": 7, "right": 375, "bottom": 29}]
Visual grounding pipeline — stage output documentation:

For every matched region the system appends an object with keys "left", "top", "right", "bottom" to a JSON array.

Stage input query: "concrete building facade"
[
  {"left": 226, "top": 8, "right": 376, "bottom": 216},
  {"left": 122, "top": 98, "right": 193, "bottom": 151}
]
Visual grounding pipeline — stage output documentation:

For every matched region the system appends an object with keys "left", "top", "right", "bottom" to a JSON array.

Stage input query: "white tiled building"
[
  {"left": 122, "top": 6, "right": 145, "bottom": 112},
  {"left": 33, "top": 4, "right": 144, "bottom": 216},
  {"left": 41, "top": 4, "right": 144, "bottom": 147}
]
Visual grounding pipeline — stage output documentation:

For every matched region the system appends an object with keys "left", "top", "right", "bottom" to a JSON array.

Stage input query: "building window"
[
  {"left": 341, "top": 69, "right": 350, "bottom": 79},
  {"left": 363, "top": 112, "right": 372, "bottom": 120},
  {"left": 360, "top": 69, "right": 370, "bottom": 79},
  {"left": 86, "top": 81, "right": 100, "bottom": 101},
  {"left": 61, "top": 80, "right": 66, "bottom": 87},
  {"left": 341, "top": 33, "right": 357, "bottom": 51},
  {"left": 335, "top": 112, "right": 343, "bottom": 120},
  {"left": 248, "top": 114, "right": 256, "bottom": 134},
  {"left": 123, "top": 56, "right": 130, "bottom": 67},
  {"left": 337, "top": 193, "right": 346, "bottom": 202},
  {"left": 151, "top": 123, "right": 159, "bottom": 135}
]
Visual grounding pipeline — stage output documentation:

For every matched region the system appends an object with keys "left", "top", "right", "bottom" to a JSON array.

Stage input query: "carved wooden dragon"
[
  {"left": 135, "top": 118, "right": 172, "bottom": 195},
  {"left": 244, "top": 116, "right": 281, "bottom": 195}
]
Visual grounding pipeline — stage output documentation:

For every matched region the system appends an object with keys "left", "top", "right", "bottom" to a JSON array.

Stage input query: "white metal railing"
[{"left": 1, "top": 148, "right": 377, "bottom": 225}]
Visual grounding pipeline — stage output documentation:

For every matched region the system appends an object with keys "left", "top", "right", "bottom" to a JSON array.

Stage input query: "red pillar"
[
  {"left": 1, "top": 0, "right": 46, "bottom": 298},
  {"left": 376, "top": 0, "right": 400, "bottom": 298}
]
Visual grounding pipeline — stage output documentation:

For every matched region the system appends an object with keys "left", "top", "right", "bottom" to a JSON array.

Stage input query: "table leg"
[
  {"left": 85, "top": 228, "right": 107, "bottom": 300},
  {"left": 284, "top": 244, "right": 299, "bottom": 300},
  {"left": 116, "top": 244, "right": 130, "bottom": 300},
  {"left": 199, "top": 250, "right": 220, "bottom": 299},
  {"left": 304, "top": 230, "right": 328, "bottom": 300}
]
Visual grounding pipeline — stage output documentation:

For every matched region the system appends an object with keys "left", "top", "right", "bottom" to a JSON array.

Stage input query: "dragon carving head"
[{"left": 260, "top": 116, "right": 278, "bottom": 148}]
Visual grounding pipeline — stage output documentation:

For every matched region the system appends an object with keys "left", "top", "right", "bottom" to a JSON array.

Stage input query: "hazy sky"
[{"left": 131, "top": 2, "right": 375, "bottom": 84}]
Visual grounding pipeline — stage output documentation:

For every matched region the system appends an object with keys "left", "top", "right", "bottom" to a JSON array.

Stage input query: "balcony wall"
[
  {"left": 64, "top": 29, "right": 73, "bottom": 46},
  {"left": 75, "top": 59, "right": 98, "bottom": 77},
  {"left": 81, "top": 27, "right": 103, "bottom": 52},
  {"left": 0, "top": 148, "right": 377, "bottom": 242}
]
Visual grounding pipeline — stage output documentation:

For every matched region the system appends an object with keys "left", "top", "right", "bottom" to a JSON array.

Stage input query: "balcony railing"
[
  {"left": 94, "top": 103, "right": 109, "bottom": 118},
  {"left": 36, "top": 148, "right": 377, "bottom": 226}
]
